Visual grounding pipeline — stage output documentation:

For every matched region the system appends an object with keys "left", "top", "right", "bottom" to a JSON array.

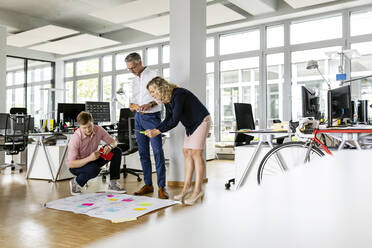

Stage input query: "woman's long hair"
[{"left": 147, "top": 77, "right": 178, "bottom": 103}]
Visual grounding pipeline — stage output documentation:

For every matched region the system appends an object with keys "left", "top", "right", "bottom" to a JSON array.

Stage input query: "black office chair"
[
  {"left": 224, "top": 103, "right": 255, "bottom": 189},
  {"left": 10, "top": 107, "right": 27, "bottom": 115},
  {"left": 100, "top": 108, "right": 142, "bottom": 182},
  {"left": 117, "top": 108, "right": 142, "bottom": 182},
  {"left": 0, "top": 113, "right": 30, "bottom": 173},
  {"left": 234, "top": 103, "right": 255, "bottom": 147}
]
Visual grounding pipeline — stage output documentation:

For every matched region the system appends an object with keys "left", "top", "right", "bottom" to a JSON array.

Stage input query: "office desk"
[
  {"left": 26, "top": 132, "right": 74, "bottom": 181},
  {"left": 231, "top": 130, "right": 292, "bottom": 189}
]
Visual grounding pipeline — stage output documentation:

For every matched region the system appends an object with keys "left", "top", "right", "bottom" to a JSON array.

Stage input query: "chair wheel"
[
  {"left": 19, "top": 169, "right": 23, "bottom": 173},
  {"left": 225, "top": 183, "right": 231, "bottom": 190},
  {"left": 137, "top": 177, "right": 142, "bottom": 182},
  {"left": 11, "top": 167, "right": 15, "bottom": 171}
]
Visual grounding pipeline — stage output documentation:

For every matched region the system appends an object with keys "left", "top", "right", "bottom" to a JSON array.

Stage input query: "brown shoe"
[
  {"left": 134, "top": 185, "right": 154, "bottom": 195},
  {"left": 158, "top": 187, "right": 169, "bottom": 199}
]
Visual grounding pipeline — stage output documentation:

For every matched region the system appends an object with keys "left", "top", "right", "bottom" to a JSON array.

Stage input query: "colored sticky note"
[
  {"left": 109, "top": 199, "right": 118, "bottom": 201},
  {"left": 133, "top": 208, "right": 146, "bottom": 211},
  {"left": 106, "top": 208, "right": 119, "bottom": 212},
  {"left": 140, "top": 203, "right": 152, "bottom": 206},
  {"left": 107, "top": 194, "right": 115, "bottom": 197},
  {"left": 77, "top": 205, "right": 90, "bottom": 208},
  {"left": 82, "top": 203, "right": 94, "bottom": 206},
  {"left": 122, "top": 198, "right": 134, "bottom": 202}
]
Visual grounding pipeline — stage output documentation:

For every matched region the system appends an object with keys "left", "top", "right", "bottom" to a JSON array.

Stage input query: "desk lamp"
[{"left": 306, "top": 60, "right": 332, "bottom": 90}]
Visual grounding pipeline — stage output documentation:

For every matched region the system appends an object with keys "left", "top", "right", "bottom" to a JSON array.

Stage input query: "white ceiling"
[
  {"left": 125, "top": 3, "right": 246, "bottom": 36},
  {"left": 7, "top": 25, "right": 79, "bottom": 47},
  {"left": 283, "top": 0, "right": 338, "bottom": 8},
  {"left": 89, "top": 0, "right": 169, "bottom": 24},
  {"left": 29, "top": 34, "right": 120, "bottom": 55},
  {"left": 0, "top": 0, "right": 364, "bottom": 56}
]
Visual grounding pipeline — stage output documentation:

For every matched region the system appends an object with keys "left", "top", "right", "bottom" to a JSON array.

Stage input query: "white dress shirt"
[{"left": 130, "top": 67, "right": 161, "bottom": 113}]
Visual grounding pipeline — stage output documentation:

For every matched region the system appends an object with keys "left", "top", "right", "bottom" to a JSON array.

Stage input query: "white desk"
[
  {"left": 231, "top": 130, "right": 292, "bottom": 189},
  {"left": 26, "top": 132, "right": 74, "bottom": 181}
]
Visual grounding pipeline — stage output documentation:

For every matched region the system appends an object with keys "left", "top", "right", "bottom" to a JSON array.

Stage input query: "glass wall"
[
  {"left": 64, "top": 6, "right": 372, "bottom": 141},
  {"left": 220, "top": 57, "right": 259, "bottom": 141},
  {"left": 6, "top": 56, "right": 55, "bottom": 127}
]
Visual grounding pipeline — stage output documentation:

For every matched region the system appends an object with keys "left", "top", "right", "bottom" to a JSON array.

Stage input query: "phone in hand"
[{"left": 99, "top": 147, "right": 114, "bottom": 161}]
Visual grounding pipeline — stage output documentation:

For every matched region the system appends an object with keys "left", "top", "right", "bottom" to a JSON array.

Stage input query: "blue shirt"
[{"left": 157, "top": 87, "right": 210, "bottom": 136}]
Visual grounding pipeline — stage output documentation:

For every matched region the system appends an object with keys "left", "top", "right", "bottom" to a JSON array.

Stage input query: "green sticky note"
[{"left": 140, "top": 203, "right": 152, "bottom": 206}]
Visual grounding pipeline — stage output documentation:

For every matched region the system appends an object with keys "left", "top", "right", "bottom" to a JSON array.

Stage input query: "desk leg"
[
  {"left": 235, "top": 141, "right": 263, "bottom": 190},
  {"left": 26, "top": 141, "right": 40, "bottom": 179},
  {"left": 41, "top": 142, "right": 55, "bottom": 181},
  {"left": 55, "top": 143, "right": 69, "bottom": 181}
]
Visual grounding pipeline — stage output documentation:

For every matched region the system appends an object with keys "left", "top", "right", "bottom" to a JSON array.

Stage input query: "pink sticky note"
[
  {"left": 122, "top": 198, "right": 134, "bottom": 202},
  {"left": 107, "top": 194, "right": 114, "bottom": 197},
  {"left": 82, "top": 203, "right": 94, "bottom": 206}
]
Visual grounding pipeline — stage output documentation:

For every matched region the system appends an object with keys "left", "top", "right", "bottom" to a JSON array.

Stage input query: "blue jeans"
[
  {"left": 135, "top": 112, "right": 166, "bottom": 187},
  {"left": 69, "top": 147, "right": 122, "bottom": 187}
]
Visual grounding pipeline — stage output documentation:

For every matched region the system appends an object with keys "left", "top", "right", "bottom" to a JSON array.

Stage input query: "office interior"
[{"left": 1, "top": 0, "right": 372, "bottom": 247}]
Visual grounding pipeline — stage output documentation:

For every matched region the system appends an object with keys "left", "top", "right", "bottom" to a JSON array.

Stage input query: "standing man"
[
  {"left": 125, "top": 52, "right": 168, "bottom": 199},
  {"left": 67, "top": 111, "right": 126, "bottom": 195}
]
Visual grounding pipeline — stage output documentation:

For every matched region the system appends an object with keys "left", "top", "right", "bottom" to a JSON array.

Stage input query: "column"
[
  {"left": 0, "top": 26, "right": 6, "bottom": 112},
  {"left": 168, "top": 0, "right": 206, "bottom": 186}
]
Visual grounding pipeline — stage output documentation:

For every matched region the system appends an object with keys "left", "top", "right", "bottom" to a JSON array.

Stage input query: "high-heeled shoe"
[
  {"left": 173, "top": 187, "right": 193, "bottom": 201},
  {"left": 184, "top": 191, "right": 204, "bottom": 205}
]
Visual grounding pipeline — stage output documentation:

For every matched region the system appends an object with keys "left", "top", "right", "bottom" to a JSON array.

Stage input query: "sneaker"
[
  {"left": 107, "top": 182, "right": 126, "bottom": 193},
  {"left": 69, "top": 178, "right": 82, "bottom": 196}
]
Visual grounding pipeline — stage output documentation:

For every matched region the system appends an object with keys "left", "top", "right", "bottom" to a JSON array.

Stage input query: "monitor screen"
[
  {"left": 57, "top": 103, "right": 86, "bottom": 124},
  {"left": 327, "top": 85, "right": 352, "bottom": 125},
  {"left": 85, "top": 102, "right": 111, "bottom": 123},
  {"left": 301, "top": 86, "right": 320, "bottom": 119}
]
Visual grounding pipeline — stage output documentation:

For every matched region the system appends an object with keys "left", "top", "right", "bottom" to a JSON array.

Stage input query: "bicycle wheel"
[{"left": 257, "top": 141, "right": 324, "bottom": 185}]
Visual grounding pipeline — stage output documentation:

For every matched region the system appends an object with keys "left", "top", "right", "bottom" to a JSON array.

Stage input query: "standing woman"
[{"left": 145, "top": 77, "right": 211, "bottom": 205}]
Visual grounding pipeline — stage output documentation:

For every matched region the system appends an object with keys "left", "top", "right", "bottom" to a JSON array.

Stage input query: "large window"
[
  {"left": 267, "top": 53, "right": 284, "bottom": 127},
  {"left": 63, "top": 6, "right": 372, "bottom": 141},
  {"left": 351, "top": 41, "right": 372, "bottom": 118},
  {"left": 291, "top": 15, "right": 342, "bottom": 45},
  {"left": 351, "top": 10, "right": 372, "bottom": 36},
  {"left": 291, "top": 47, "right": 341, "bottom": 120},
  {"left": 220, "top": 29, "right": 260, "bottom": 55},
  {"left": 6, "top": 57, "right": 54, "bottom": 127},
  {"left": 220, "top": 57, "right": 259, "bottom": 141}
]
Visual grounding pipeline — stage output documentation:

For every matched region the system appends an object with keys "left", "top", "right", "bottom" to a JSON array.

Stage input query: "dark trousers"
[
  {"left": 135, "top": 112, "right": 166, "bottom": 187},
  {"left": 69, "top": 147, "right": 122, "bottom": 187}
]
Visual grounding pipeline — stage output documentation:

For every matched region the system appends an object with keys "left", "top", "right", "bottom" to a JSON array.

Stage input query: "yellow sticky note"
[
  {"left": 133, "top": 208, "right": 146, "bottom": 211},
  {"left": 109, "top": 199, "right": 118, "bottom": 201},
  {"left": 140, "top": 203, "right": 152, "bottom": 206}
]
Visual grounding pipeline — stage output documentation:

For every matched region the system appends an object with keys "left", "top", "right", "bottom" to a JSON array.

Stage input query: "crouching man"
[{"left": 66, "top": 111, "right": 125, "bottom": 195}]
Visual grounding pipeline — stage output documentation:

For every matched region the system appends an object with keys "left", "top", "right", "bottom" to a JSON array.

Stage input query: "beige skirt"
[{"left": 183, "top": 115, "right": 212, "bottom": 150}]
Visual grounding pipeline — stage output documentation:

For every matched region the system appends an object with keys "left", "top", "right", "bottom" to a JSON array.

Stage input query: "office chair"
[
  {"left": 234, "top": 103, "right": 255, "bottom": 147},
  {"left": 10, "top": 107, "right": 27, "bottom": 115},
  {"left": 0, "top": 113, "right": 30, "bottom": 173},
  {"left": 224, "top": 103, "right": 255, "bottom": 189},
  {"left": 100, "top": 108, "right": 142, "bottom": 182}
]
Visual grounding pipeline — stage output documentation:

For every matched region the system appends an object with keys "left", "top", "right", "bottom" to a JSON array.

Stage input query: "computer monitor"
[
  {"left": 57, "top": 103, "right": 86, "bottom": 126},
  {"left": 327, "top": 85, "right": 352, "bottom": 127},
  {"left": 85, "top": 101, "right": 111, "bottom": 123},
  {"left": 301, "top": 86, "right": 320, "bottom": 119}
]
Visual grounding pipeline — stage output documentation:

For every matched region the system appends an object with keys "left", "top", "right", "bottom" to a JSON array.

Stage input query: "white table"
[
  {"left": 231, "top": 130, "right": 292, "bottom": 189},
  {"left": 26, "top": 132, "right": 73, "bottom": 181}
]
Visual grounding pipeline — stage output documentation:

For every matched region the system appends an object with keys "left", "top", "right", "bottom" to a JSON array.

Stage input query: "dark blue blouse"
[{"left": 156, "top": 87, "right": 210, "bottom": 136}]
